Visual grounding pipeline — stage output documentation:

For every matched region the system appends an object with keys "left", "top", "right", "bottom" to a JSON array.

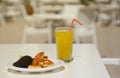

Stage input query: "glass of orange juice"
[{"left": 55, "top": 27, "right": 73, "bottom": 63}]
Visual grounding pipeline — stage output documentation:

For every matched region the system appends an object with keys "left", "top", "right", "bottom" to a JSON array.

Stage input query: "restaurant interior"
[{"left": 0, "top": 0, "right": 120, "bottom": 78}]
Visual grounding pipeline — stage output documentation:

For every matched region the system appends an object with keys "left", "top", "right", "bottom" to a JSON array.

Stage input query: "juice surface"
[{"left": 56, "top": 30, "right": 73, "bottom": 60}]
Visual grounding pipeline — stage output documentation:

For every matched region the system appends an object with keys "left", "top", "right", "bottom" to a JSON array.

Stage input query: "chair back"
[{"left": 61, "top": 5, "right": 80, "bottom": 26}]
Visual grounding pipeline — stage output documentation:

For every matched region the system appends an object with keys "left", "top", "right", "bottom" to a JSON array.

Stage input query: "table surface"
[{"left": 0, "top": 44, "right": 110, "bottom": 78}]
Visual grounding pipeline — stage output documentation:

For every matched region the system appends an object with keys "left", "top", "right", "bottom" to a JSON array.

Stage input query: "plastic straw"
[{"left": 70, "top": 18, "right": 83, "bottom": 29}]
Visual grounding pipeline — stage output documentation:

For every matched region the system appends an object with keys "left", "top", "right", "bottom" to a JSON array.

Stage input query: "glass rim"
[{"left": 55, "top": 27, "right": 73, "bottom": 32}]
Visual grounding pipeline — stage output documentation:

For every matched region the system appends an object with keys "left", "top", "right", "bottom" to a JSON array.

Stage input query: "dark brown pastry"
[{"left": 13, "top": 55, "right": 33, "bottom": 68}]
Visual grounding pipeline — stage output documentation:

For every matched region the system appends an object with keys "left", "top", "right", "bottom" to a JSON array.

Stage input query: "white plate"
[{"left": 7, "top": 58, "right": 64, "bottom": 72}]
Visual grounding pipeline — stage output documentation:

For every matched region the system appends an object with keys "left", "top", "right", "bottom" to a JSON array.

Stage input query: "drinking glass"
[{"left": 55, "top": 27, "right": 73, "bottom": 63}]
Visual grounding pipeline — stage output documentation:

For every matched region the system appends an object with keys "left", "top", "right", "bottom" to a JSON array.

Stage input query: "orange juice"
[{"left": 55, "top": 27, "right": 73, "bottom": 62}]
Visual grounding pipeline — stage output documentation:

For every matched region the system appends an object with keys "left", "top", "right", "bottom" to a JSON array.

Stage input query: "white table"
[{"left": 0, "top": 44, "right": 110, "bottom": 78}]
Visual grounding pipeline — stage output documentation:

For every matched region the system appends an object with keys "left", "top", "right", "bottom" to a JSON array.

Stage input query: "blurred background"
[{"left": 0, "top": 0, "right": 120, "bottom": 77}]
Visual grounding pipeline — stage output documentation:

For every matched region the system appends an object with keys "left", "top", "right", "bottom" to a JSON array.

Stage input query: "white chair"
[
  {"left": 22, "top": 21, "right": 53, "bottom": 43},
  {"left": 97, "top": 13, "right": 111, "bottom": 26},
  {"left": 0, "top": 13, "right": 4, "bottom": 26},
  {"left": 74, "top": 13, "right": 97, "bottom": 47},
  {"left": 61, "top": 4, "right": 80, "bottom": 26},
  {"left": 95, "top": 0, "right": 110, "bottom": 4},
  {"left": 3, "top": 0, "right": 22, "bottom": 22},
  {"left": 20, "top": 3, "right": 53, "bottom": 43},
  {"left": 4, "top": 7, "right": 22, "bottom": 21},
  {"left": 57, "top": 0, "right": 80, "bottom": 4},
  {"left": 110, "top": 0, "right": 120, "bottom": 26},
  {"left": 75, "top": 9, "right": 97, "bottom": 47},
  {"left": 0, "top": 2, "right": 5, "bottom": 26}
]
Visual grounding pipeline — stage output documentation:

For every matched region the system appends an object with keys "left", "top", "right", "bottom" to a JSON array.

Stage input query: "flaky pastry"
[{"left": 28, "top": 52, "right": 54, "bottom": 68}]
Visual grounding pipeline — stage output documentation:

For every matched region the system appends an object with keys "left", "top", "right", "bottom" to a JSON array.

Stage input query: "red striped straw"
[{"left": 70, "top": 18, "right": 83, "bottom": 30}]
